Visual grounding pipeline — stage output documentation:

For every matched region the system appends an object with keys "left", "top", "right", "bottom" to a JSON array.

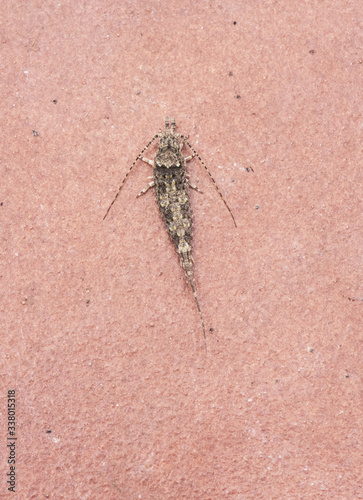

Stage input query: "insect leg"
[
  {"left": 103, "top": 134, "right": 158, "bottom": 220},
  {"left": 170, "top": 117, "right": 176, "bottom": 133},
  {"left": 181, "top": 137, "right": 237, "bottom": 227},
  {"left": 136, "top": 181, "right": 155, "bottom": 198},
  {"left": 140, "top": 157, "right": 154, "bottom": 166},
  {"left": 188, "top": 181, "right": 203, "bottom": 193},
  {"left": 184, "top": 153, "right": 197, "bottom": 162}
]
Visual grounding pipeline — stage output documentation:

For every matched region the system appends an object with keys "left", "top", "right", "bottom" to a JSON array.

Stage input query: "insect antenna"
[
  {"left": 181, "top": 137, "right": 237, "bottom": 227},
  {"left": 103, "top": 134, "right": 158, "bottom": 220}
]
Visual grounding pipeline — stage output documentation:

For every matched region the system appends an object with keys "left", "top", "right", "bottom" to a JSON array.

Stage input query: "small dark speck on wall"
[
  {"left": 233, "top": 21, "right": 237, "bottom": 25},
  {"left": 309, "top": 49, "right": 315, "bottom": 54}
]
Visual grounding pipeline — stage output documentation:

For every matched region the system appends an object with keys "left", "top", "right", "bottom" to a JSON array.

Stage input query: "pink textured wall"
[{"left": 1, "top": 0, "right": 361, "bottom": 498}]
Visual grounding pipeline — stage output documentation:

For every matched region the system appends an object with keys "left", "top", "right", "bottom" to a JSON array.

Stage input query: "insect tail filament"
[{"left": 179, "top": 247, "right": 207, "bottom": 352}]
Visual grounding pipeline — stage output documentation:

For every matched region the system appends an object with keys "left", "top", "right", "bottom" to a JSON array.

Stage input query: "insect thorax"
[
  {"left": 154, "top": 144, "right": 184, "bottom": 170},
  {"left": 153, "top": 140, "right": 191, "bottom": 251},
  {"left": 153, "top": 143, "right": 187, "bottom": 188}
]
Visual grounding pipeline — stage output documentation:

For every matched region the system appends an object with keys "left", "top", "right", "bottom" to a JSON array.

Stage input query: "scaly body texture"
[
  {"left": 153, "top": 119, "right": 195, "bottom": 293},
  {"left": 104, "top": 117, "right": 236, "bottom": 349}
]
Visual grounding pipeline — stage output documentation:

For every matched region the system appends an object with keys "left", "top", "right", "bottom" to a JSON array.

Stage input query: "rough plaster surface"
[{"left": 1, "top": 0, "right": 362, "bottom": 498}]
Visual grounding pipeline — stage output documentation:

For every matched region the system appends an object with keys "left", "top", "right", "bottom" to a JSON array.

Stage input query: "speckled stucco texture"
[{"left": 1, "top": 0, "right": 362, "bottom": 498}]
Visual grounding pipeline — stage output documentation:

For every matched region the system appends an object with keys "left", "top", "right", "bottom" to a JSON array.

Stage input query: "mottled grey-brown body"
[
  {"left": 153, "top": 124, "right": 195, "bottom": 291},
  {"left": 103, "top": 117, "right": 236, "bottom": 350}
]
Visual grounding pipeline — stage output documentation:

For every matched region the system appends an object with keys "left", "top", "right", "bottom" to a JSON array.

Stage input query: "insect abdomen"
[{"left": 154, "top": 167, "right": 194, "bottom": 284}]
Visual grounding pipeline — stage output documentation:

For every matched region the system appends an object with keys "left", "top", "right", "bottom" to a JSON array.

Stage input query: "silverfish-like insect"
[{"left": 104, "top": 117, "right": 236, "bottom": 349}]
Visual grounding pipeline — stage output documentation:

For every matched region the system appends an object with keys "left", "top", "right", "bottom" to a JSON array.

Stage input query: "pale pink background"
[{"left": 1, "top": 0, "right": 362, "bottom": 498}]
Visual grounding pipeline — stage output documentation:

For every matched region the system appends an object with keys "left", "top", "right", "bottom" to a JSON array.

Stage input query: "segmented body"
[
  {"left": 153, "top": 130, "right": 195, "bottom": 291},
  {"left": 103, "top": 117, "right": 236, "bottom": 350}
]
